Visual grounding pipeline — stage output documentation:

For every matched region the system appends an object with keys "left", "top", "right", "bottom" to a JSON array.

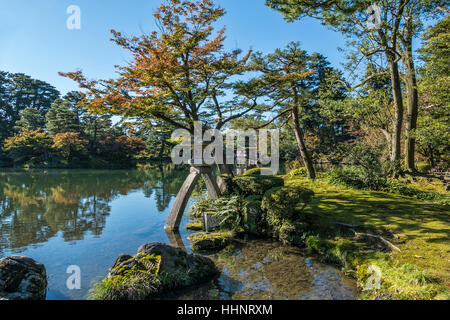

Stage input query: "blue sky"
[{"left": 0, "top": 0, "right": 350, "bottom": 95}]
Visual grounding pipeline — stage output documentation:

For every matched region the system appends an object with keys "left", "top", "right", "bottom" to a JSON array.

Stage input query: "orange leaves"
[
  {"left": 52, "top": 132, "right": 88, "bottom": 150},
  {"left": 59, "top": 0, "right": 252, "bottom": 131},
  {"left": 276, "top": 70, "right": 316, "bottom": 83},
  {"left": 3, "top": 129, "right": 53, "bottom": 164},
  {"left": 51, "top": 132, "right": 89, "bottom": 159},
  {"left": 98, "top": 136, "right": 146, "bottom": 159},
  {"left": 4, "top": 128, "right": 52, "bottom": 151}
]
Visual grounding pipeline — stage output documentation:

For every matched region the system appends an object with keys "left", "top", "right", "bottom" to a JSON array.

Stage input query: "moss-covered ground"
[{"left": 285, "top": 174, "right": 449, "bottom": 300}]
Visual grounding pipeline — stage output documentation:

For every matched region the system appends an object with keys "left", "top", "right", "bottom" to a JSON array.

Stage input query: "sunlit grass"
[{"left": 284, "top": 175, "right": 450, "bottom": 298}]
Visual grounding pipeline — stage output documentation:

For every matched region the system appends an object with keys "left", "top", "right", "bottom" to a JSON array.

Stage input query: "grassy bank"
[{"left": 285, "top": 174, "right": 449, "bottom": 300}]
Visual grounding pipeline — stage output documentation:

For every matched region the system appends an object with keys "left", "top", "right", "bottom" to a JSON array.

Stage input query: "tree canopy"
[{"left": 61, "top": 0, "right": 259, "bottom": 133}]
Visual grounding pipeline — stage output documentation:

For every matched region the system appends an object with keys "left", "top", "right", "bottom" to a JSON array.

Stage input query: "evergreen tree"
[
  {"left": 0, "top": 71, "right": 59, "bottom": 141},
  {"left": 13, "top": 107, "right": 46, "bottom": 132},
  {"left": 46, "top": 99, "right": 80, "bottom": 135},
  {"left": 416, "top": 16, "right": 450, "bottom": 167}
]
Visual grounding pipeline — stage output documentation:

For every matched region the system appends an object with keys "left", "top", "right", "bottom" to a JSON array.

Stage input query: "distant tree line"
[{"left": 0, "top": 72, "right": 175, "bottom": 168}]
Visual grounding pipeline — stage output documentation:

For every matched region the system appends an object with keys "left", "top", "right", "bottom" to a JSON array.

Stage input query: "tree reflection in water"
[{"left": 0, "top": 164, "right": 188, "bottom": 254}]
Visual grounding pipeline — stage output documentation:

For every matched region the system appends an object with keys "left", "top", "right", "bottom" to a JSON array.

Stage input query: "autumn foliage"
[
  {"left": 98, "top": 136, "right": 146, "bottom": 161},
  {"left": 60, "top": 0, "right": 255, "bottom": 132},
  {"left": 3, "top": 129, "right": 53, "bottom": 166},
  {"left": 52, "top": 132, "right": 89, "bottom": 162}
]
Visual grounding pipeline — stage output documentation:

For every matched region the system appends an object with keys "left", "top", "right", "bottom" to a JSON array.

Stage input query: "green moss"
[
  {"left": 90, "top": 253, "right": 162, "bottom": 300},
  {"left": 286, "top": 174, "right": 450, "bottom": 300},
  {"left": 188, "top": 231, "right": 234, "bottom": 252},
  {"left": 186, "top": 221, "right": 204, "bottom": 231},
  {"left": 89, "top": 248, "right": 219, "bottom": 300},
  {"left": 304, "top": 235, "right": 447, "bottom": 300}
]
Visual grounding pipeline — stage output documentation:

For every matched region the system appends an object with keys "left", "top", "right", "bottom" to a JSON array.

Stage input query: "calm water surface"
[{"left": 0, "top": 167, "right": 356, "bottom": 300}]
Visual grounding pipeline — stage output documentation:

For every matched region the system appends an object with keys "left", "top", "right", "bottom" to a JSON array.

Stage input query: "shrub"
[
  {"left": 331, "top": 142, "right": 393, "bottom": 189},
  {"left": 328, "top": 167, "right": 387, "bottom": 191},
  {"left": 383, "top": 180, "right": 439, "bottom": 202},
  {"left": 262, "top": 186, "right": 314, "bottom": 220},
  {"left": 218, "top": 174, "right": 234, "bottom": 194},
  {"left": 328, "top": 169, "right": 447, "bottom": 204},
  {"left": 232, "top": 175, "right": 284, "bottom": 196},
  {"left": 190, "top": 198, "right": 215, "bottom": 218},
  {"left": 190, "top": 196, "right": 249, "bottom": 232},
  {"left": 261, "top": 186, "right": 314, "bottom": 245},
  {"left": 213, "top": 196, "right": 248, "bottom": 231},
  {"left": 3, "top": 129, "right": 53, "bottom": 167},
  {"left": 345, "top": 142, "right": 384, "bottom": 176}
]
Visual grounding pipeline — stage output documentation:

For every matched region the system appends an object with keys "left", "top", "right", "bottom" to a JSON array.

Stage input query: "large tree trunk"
[
  {"left": 403, "top": 19, "right": 419, "bottom": 172},
  {"left": 388, "top": 60, "right": 404, "bottom": 164},
  {"left": 291, "top": 108, "right": 316, "bottom": 180},
  {"left": 291, "top": 85, "right": 316, "bottom": 179}
]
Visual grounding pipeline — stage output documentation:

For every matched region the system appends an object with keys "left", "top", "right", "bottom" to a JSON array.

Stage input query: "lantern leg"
[
  {"left": 165, "top": 167, "right": 200, "bottom": 231},
  {"left": 165, "top": 165, "right": 222, "bottom": 231}
]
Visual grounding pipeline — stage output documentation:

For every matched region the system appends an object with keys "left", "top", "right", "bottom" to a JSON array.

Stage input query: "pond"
[{"left": 0, "top": 167, "right": 357, "bottom": 300}]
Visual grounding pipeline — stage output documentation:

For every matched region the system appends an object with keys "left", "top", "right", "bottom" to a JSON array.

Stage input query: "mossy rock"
[
  {"left": 186, "top": 221, "right": 204, "bottom": 231},
  {"left": 90, "top": 243, "right": 219, "bottom": 300},
  {"left": 188, "top": 232, "right": 234, "bottom": 252},
  {"left": 232, "top": 175, "right": 284, "bottom": 196},
  {"left": 0, "top": 256, "right": 47, "bottom": 300}
]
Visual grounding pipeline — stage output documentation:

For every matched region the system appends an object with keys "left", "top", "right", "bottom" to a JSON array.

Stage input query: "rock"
[
  {"left": 188, "top": 232, "right": 233, "bottom": 252},
  {"left": 92, "top": 243, "right": 219, "bottom": 300},
  {"left": 0, "top": 256, "right": 47, "bottom": 300},
  {"left": 112, "top": 254, "right": 133, "bottom": 268},
  {"left": 137, "top": 242, "right": 218, "bottom": 279}
]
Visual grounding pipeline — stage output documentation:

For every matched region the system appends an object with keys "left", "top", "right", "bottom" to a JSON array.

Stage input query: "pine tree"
[{"left": 46, "top": 99, "right": 80, "bottom": 135}]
